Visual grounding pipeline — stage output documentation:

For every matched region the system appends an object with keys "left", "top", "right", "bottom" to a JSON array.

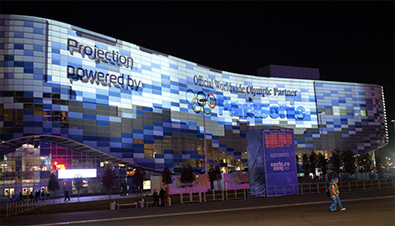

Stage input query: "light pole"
[
  {"left": 199, "top": 99, "right": 208, "bottom": 174},
  {"left": 385, "top": 157, "right": 391, "bottom": 171},
  {"left": 318, "top": 111, "right": 326, "bottom": 157},
  {"left": 318, "top": 111, "right": 327, "bottom": 181}
]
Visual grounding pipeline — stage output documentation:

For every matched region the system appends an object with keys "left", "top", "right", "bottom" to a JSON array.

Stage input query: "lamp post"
[
  {"left": 199, "top": 99, "right": 208, "bottom": 174},
  {"left": 318, "top": 110, "right": 327, "bottom": 181},
  {"left": 385, "top": 157, "right": 391, "bottom": 171},
  {"left": 318, "top": 111, "right": 326, "bottom": 157}
]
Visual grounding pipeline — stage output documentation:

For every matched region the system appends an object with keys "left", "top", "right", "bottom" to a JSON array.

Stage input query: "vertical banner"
[
  {"left": 246, "top": 128, "right": 266, "bottom": 197},
  {"left": 262, "top": 130, "right": 298, "bottom": 197}
]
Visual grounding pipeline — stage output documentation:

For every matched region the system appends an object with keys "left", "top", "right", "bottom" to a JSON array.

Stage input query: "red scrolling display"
[{"left": 264, "top": 134, "right": 293, "bottom": 148}]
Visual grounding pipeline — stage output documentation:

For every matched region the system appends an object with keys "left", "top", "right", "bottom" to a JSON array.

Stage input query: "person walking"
[
  {"left": 64, "top": 189, "right": 70, "bottom": 202},
  {"left": 153, "top": 189, "right": 159, "bottom": 207},
  {"left": 329, "top": 178, "right": 346, "bottom": 212},
  {"left": 159, "top": 188, "right": 165, "bottom": 207},
  {"left": 35, "top": 191, "right": 40, "bottom": 202},
  {"left": 29, "top": 191, "right": 34, "bottom": 203},
  {"left": 41, "top": 190, "right": 45, "bottom": 201}
]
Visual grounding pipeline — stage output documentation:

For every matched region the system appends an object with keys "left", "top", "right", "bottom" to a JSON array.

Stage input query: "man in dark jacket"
[
  {"left": 159, "top": 188, "right": 165, "bottom": 207},
  {"left": 153, "top": 189, "right": 159, "bottom": 207},
  {"left": 64, "top": 189, "right": 70, "bottom": 202}
]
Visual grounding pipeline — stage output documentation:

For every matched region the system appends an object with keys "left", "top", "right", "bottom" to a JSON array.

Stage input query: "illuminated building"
[{"left": 0, "top": 15, "right": 388, "bottom": 199}]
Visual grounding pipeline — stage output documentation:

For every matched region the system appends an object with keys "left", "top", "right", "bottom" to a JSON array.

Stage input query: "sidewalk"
[
  {"left": 1, "top": 189, "right": 394, "bottom": 225},
  {"left": 41, "top": 191, "right": 151, "bottom": 205},
  {"left": 1, "top": 191, "right": 151, "bottom": 204},
  {"left": 0, "top": 191, "right": 151, "bottom": 216}
]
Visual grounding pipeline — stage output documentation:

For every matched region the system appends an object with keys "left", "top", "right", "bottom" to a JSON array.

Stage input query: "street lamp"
[
  {"left": 318, "top": 110, "right": 328, "bottom": 181},
  {"left": 318, "top": 111, "right": 326, "bottom": 158},
  {"left": 385, "top": 157, "right": 391, "bottom": 171},
  {"left": 199, "top": 99, "right": 208, "bottom": 174}
]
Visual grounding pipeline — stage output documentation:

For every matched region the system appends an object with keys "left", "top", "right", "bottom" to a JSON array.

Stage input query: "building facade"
[{"left": 0, "top": 15, "right": 388, "bottom": 197}]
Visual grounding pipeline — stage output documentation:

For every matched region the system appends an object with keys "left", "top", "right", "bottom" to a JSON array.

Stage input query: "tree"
[
  {"left": 358, "top": 153, "right": 373, "bottom": 172},
  {"left": 102, "top": 166, "right": 116, "bottom": 201},
  {"left": 302, "top": 154, "right": 309, "bottom": 179},
  {"left": 208, "top": 166, "right": 221, "bottom": 190},
  {"left": 295, "top": 155, "right": 300, "bottom": 173},
  {"left": 374, "top": 154, "right": 384, "bottom": 173},
  {"left": 120, "top": 181, "right": 127, "bottom": 196},
  {"left": 74, "top": 177, "right": 83, "bottom": 202},
  {"left": 162, "top": 167, "right": 173, "bottom": 189},
  {"left": 181, "top": 164, "right": 195, "bottom": 191},
  {"left": 309, "top": 151, "right": 318, "bottom": 179},
  {"left": 332, "top": 149, "right": 342, "bottom": 177},
  {"left": 342, "top": 150, "right": 357, "bottom": 175},
  {"left": 47, "top": 173, "right": 59, "bottom": 204},
  {"left": 132, "top": 168, "right": 146, "bottom": 198},
  {"left": 317, "top": 153, "right": 328, "bottom": 181}
]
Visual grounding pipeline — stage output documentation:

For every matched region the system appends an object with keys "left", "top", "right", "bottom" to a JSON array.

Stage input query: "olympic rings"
[{"left": 186, "top": 89, "right": 217, "bottom": 114}]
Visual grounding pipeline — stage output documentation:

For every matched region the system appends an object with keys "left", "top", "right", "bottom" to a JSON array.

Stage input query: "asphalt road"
[
  {"left": 79, "top": 198, "right": 392, "bottom": 226},
  {"left": 2, "top": 189, "right": 394, "bottom": 226}
]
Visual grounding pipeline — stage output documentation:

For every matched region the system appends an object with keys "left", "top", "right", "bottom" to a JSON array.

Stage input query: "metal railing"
[
  {"left": 3, "top": 199, "right": 46, "bottom": 217},
  {"left": 3, "top": 179, "right": 392, "bottom": 216},
  {"left": 299, "top": 179, "right": 395, "bottom": 195},
  {"left": 179, "top": 189, "right": 249, "bottom": 204},
  {"left": 266, "top": 184, "right": 299, "bottom": 197},
  {"left": 178, "top": 179, "right": 394, "bottom": 205}
]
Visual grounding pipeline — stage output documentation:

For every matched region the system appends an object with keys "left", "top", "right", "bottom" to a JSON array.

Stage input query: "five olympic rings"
[{"left": 186, "top": 89, "right": 217, "bottom": 114}]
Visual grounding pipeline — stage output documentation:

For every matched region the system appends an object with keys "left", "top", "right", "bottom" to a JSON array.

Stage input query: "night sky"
[{"left": 1, "top": 2, "right": 394, "bottom": 157}]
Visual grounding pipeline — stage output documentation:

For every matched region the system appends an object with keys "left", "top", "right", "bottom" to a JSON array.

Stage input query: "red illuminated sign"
[{"left": 52, "top": 161, "right": 66, "bottom": 170}]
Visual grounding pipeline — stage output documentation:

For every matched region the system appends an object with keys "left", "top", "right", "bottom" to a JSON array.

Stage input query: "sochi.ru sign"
[{"left": 262, "top": 130, "right": 299, "bottom": 197}]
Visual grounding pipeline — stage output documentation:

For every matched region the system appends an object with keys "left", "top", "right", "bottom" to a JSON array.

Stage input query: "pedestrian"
[
  {"left": 165, "top": 188, "right": 170, "bottom": 207},
  {"left": 329, "top": 178, "right": 346, "bottom": 212},
  {"left": 41, "top": 190, "right": 45, "bottom": 201},
  {"left": 29, "top": 192, "right": 34, "bottom": 202},
  {"left": 35, "top": 191, "right": 39, "bottom": 202},
  {"left": 19, "top": 192, "right": 23, "bottom": 202},
  {"left": 153, "top": 189, "right": 159, "bottom": 207},
  {"left": 64, "top": 189, "right": 70, "bottom": 202},
  {"left": 159, "top": 188, "right": 165, "bottom": 207}
]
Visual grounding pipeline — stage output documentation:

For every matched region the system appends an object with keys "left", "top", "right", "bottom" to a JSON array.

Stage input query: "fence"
[
  {"left": 179, "top": 179, "right": 395, "bottom": 204},
  {"left": 299, "top": 179, "right": 395, "bottom": 195},
  {"left": 2, "top": 179, "right": 393, "bottom": 216},
  {"left": 266, "top": 184, "right": 299, "bottom": 197},
  {"left": 179, "top": 189, "right": 249, "bottom": 204},
  {"left": 2, "top": 199, "right": 46, "bottom": 217}
]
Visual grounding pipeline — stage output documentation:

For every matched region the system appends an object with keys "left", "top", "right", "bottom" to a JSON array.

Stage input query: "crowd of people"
[
  {"left": 18, "top": 190, "right": 46, "bottom": 202},
  {"left": 152, "top": 187, "right": 169, "bottom": 207}
]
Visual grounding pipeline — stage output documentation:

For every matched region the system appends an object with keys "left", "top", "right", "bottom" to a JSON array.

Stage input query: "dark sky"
[{"left": 1, "top": 1, "right": 394, "bottom": 153}]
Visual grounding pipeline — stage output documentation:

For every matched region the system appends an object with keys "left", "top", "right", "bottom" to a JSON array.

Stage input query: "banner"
[
  {"left": 262, "top": 130, "right": 298, "bottom": 197},
  {"left": 247, "top": 127, "right": 266, "bottom": 197}
]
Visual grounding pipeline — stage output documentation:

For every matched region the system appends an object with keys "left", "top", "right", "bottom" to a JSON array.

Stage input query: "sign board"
[
  {"left": 262, "top": 130, "right": 298, "bottom": 197},
  {"left": 58, "top": 169, "right": 97, "bottom": 179}
]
